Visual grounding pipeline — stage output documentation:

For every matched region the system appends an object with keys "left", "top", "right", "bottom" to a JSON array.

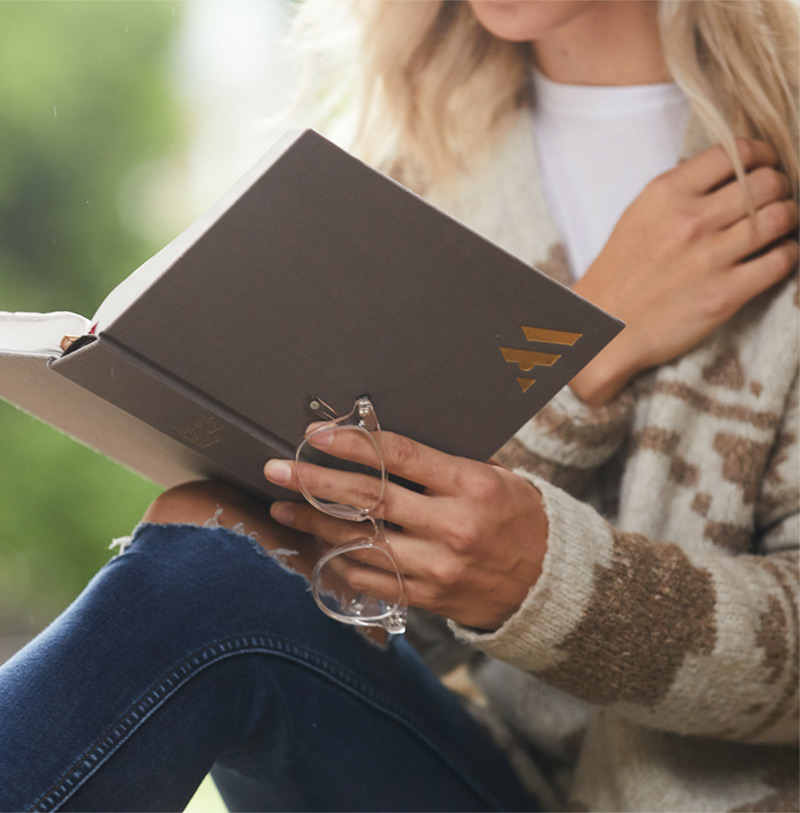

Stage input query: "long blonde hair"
[{"left": 293, "top": 0, "right": 799, "bottom": 196}]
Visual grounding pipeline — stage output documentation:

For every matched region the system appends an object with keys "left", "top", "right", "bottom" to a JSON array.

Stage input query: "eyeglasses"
[{"left": 295, "top": 395, "right": 407, "bottom": 634}]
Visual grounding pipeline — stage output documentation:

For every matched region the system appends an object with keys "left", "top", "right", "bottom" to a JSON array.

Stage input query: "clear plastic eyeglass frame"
[{"left": 295, "top": 395, "right": 407, "bottom": 635}]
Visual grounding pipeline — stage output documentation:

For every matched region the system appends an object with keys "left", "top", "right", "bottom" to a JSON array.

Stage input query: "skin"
[
  {"left": 468, "top": 0, "right": 670, "bottom": 85},
  {"left": 145, "top": 1, "right": 799, "bottom": 633}
]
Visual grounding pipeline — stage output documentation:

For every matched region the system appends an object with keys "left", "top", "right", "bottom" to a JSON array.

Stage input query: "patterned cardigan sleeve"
[
  {"left": 493, "top": 383, "right": 635, "bottom": 499},
  {"left": 451, "top": 368, "right": 799, "bottom": 745}
]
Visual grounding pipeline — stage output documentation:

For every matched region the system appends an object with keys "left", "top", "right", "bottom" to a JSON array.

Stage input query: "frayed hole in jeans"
[
  {"left": 109, "top": 536, "right": 134, "bottom": 556},
  {"left": 265, "top": 548, "right": 300, "bottom": 568},
  {"left": 203, "top": 507, "right": 224, "bottom": 530},
  {"left": 203, "top": 506, "right": 299, "bottom": 571}
]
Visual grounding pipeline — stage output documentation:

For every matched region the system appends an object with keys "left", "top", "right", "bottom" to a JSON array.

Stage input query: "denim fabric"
[{"left": 0, "top": 523, "right": 537, "bottom": 812}]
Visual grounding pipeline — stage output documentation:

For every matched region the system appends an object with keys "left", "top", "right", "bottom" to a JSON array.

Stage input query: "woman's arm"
[
  {"left": 493, "top": 138, "right": 798, "bottom": 502},
  {"left": 265, "top": 369, "right": 798, "bottom": 742},
  {"left": 454, "top": 372, "right": 799, "bottom": 745},
  {"left": 264, "top": 137, "right": 799, "bottom": 739}
]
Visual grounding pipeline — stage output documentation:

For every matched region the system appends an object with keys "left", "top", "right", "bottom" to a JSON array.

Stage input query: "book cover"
[{"left": 0, "top": 129, "right": 623, "bottom": 501}]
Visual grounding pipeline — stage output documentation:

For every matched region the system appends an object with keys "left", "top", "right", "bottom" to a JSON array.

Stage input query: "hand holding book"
[{"left": 265, "top": 419, "right": 548, "bottom": 633}]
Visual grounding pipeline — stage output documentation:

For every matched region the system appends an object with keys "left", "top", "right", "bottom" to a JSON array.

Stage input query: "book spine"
[{"left": 50, "top": 335, "right": 296, "bottom": 500}]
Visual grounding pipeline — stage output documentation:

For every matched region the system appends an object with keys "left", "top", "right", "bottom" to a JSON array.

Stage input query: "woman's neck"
[{"left": 532, "top": 1, "right": 669, "bottom": 86}]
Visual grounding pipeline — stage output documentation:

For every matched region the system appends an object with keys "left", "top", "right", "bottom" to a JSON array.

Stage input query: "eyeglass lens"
[{"left": 295, "top": 411, "right": 406, "bottom": 633}]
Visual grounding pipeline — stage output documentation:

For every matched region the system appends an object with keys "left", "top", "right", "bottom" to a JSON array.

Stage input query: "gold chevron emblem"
[
  {"left": 501, "top": 326, "right": 583, "bottom": 392},
  {"left": 520, "top": 327, "right": 583, "bottom": 345}
]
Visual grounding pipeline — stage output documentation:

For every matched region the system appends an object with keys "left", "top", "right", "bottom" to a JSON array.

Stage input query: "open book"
[{"left": 0, "top": 129, "right": 623, "bottom": 502}]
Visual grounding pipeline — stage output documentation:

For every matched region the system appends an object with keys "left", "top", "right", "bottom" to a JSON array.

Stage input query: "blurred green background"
[
  {"left": 0, "top": 2, "right": 304, "bottom": 808},
  {"left": 0, "top": 1, "right": 182, "bottom": 636},
  {"left": 0, "top": 0, "right": 300, "bottom": 639}
]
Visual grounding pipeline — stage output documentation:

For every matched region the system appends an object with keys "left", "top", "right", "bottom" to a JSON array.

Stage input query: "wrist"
[
  {"left": 571, "top": 264, "right": 643, "bottom": 405},
  {"left": 569, "top": 330, "right": 638, "bottom": 405}
]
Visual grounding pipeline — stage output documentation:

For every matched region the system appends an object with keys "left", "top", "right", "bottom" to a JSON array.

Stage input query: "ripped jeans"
[{"left": 0, "top": 522, "right": 537, "bottom": 812}]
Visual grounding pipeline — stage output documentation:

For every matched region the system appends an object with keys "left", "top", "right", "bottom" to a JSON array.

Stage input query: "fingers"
[
  {"left": 683, "top": 138, "right": 779, "bottom": 194},
  {"left": 302, "top": 423, "right": 382, "bottom": 469},
  {"left": 366, "top": 429, "right": 469, "bottom": 493},
  {"left": 728, "top": 238, "right": 800, "bottom": 302},
  {"left": 300, "top": 422, "right": 468, "bottom": 494},
  {"left": 269, "top": 500, "right": 416, "bottom": 609},
  {"left": 270, "top": 503, "right": 400, "bottom": 563},
  {"left": 265, "top": 457, "right": 440, "bottom": 531},
  {"left": 293, "top": 458, "right": 386, "bottom": 513},
  {"left": 320, "top": 553, "right": 406, "bottom": 606},
  {"left": 270, "top": 501, "right": 438, "bottom": 578},
  {"left": 717, "top": 198, "right": 799, "bottom": 266},
  {"left": 704, "top": 165, "right": 791, "bottom": 231},
  {"left": 266, "top": 457, "right": 383, "bottom": 508}
]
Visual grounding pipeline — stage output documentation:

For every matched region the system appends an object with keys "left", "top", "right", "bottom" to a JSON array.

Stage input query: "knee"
[
  {"left": 142, "top": 480, "right": 243, "bottom": 527},
  {"left": 141, "top": 481, "right": 312, "bottom": 575}
]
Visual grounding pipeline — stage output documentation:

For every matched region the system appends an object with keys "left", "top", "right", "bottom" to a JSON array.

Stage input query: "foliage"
[{"left": 0, "top": 1, "right": 183, "bottom": 633}]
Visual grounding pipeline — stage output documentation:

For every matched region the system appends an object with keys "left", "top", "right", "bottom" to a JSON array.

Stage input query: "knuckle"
[
  {"left": 692, "top": 239, "right": 716, "bottom": 269},
  {"left": 762, "top": 201, "right": 795, "bottom": 235},
  {"left": 458, "top": 463, "right": 504, "bottom": 501},
  {"left": 436, "top": 555, "right": 467, "bottom": 588},
  {"left": 770, "top": 241, "right": 799, "bottom": 276},
  {"left": 447, "top": 515, "right": 482, "bottom": 552},
  {"left": 702, "top": 285, "right": 735, "bottom": 321},
  {"left": 477, "top": 469, "right": 505, "bottom": 502},
  {"left": 354, "top": 478, "right": 383, "bottom": 508},
  {"left": 414, "top": 582, "right": 447, "bottom": 615},
  {"left": 644, "top": 170, "right": 675, "bottom": 201},
  {"left": 669, "top": 209, "right": 702, "bottom": 244},
  {"left": 346, "top": 544, "right": 370, "bottom": 563},
  {"left": 296, "top": 462, "right": 322, "bottom": 491},
  {"left": 388, "top": 434, "right": 417, "bottom": 470},
  {"left": 757, "top": 167, "right": 787, "bottom": 199}
]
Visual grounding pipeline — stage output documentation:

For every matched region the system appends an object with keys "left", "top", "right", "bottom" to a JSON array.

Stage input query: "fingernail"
[
  {"left": 264, "top": 460, "right": 292, "bottom": 484},
  {"left": 270, "top": 502, "right": 295, "bottom": 525}
]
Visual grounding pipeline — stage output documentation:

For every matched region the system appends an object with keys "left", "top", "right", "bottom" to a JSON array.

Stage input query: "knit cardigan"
[{"left": 406, "top": 111, "right": 800, "bottom": 812}]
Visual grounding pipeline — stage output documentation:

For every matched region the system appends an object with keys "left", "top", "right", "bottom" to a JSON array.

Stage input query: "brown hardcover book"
[{"left": 0, "top": 129, "right": 623, "bottom": 501}]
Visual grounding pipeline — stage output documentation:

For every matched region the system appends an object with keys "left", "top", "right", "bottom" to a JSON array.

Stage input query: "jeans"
[{"left": 0, "top": 522, "right": 537, "bottom": 812}]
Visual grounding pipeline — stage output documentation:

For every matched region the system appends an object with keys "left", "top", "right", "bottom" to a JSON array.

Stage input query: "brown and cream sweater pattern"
[{"left": 412, "top": 112, "right": 800, "bottom": 812}]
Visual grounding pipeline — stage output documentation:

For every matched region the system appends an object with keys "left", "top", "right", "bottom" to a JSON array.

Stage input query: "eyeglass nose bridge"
[{"left": 307, "top": 394, "right": 379, "bottom": 432}]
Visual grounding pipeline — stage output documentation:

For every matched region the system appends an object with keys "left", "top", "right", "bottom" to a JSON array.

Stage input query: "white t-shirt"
[{"left": 532, "top": 68, "right": 691, "bottom": 281}]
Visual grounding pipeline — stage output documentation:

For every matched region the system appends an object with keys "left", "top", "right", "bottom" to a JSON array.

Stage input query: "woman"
[{"left": 1, "top": 1, "right": 797, "bottom": 810}]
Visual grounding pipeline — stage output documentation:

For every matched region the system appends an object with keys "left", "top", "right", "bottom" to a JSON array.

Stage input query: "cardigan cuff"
[{"left": 448, "top": 474, "right": 615, "bottom": 672}]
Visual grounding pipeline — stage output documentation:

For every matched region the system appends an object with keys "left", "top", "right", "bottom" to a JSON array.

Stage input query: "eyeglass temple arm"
[{"left": 307, "top": 396, "right": 339, "bottom": 422}]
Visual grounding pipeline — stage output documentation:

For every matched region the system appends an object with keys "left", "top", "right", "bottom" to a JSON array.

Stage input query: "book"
[{"left": 0, "top": 129, "right": 623, "bottom": 503}]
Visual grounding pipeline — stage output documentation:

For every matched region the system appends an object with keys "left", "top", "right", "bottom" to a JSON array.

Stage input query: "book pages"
[{"left": 0, "top": 311, "right": 90, "bottom": 356}]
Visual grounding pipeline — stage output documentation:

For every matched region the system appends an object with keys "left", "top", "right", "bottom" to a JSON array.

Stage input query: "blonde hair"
[
  {"left": 660, "top": 0, "right": 799, "bottom": 199},
  {"left": 293, "top": 0, "right": 798, "bottom": 196}
]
